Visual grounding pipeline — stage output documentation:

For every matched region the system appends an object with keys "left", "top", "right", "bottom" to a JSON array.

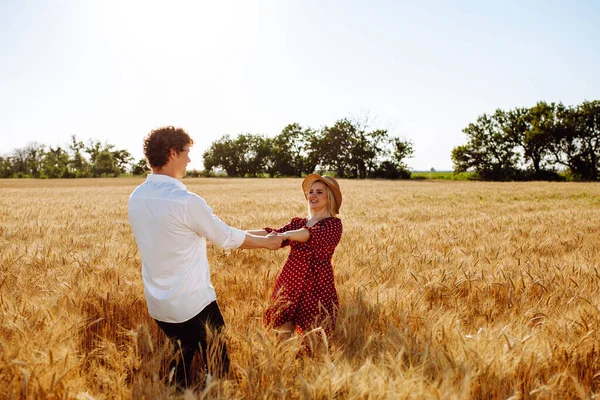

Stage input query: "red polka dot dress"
[{"left": 264, "top": 216, "right": 343, "bottom": 335}]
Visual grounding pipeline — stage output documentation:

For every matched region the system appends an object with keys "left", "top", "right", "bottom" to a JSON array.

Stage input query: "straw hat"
[{"left": 302, "top": 173, "right": 342, "bottom": 214}]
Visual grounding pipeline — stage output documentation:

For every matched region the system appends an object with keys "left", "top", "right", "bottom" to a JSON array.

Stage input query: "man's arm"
[
  {"left": 239, "top": 232, "right": 283, "bottom": 250},
  {"left": 246, "top": 229, "right": 268, "bottom": 236}
]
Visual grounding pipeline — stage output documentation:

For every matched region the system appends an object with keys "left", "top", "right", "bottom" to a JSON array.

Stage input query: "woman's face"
[{"left": 308, "top": 181, "right": 329, "bottom": 213}]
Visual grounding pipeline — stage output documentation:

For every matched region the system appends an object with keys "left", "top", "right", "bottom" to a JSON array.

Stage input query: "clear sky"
[{"left": 1, "top": 0, "right": 598, "bottom": 171}]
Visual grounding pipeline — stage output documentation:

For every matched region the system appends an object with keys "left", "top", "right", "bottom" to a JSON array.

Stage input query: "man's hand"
[{"left": 264, "top": 233, "right": 284, "bottom": 249}]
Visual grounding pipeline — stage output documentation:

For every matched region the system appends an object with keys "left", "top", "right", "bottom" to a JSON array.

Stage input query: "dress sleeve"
[{"left": 306, "top": 218, "right": 342, "bottom": 249}]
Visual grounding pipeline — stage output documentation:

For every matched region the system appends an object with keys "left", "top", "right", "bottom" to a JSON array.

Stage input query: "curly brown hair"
[{"left": 143, "top": 126, "right": 194, "bottom": 169}]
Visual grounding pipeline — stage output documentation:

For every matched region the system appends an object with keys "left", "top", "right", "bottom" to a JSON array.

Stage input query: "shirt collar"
[{"left": 146, "top": 173, "right": 187, "bottom": 190}]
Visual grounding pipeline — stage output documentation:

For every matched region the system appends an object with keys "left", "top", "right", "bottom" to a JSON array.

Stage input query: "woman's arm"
[
  {"left": 246, "top": 229, "right": 269, "bottom": 236},
  {"left": 239, "top": 232, "right": 283, "bottom": 249},
  {"left": 279, "top": 228, "right": 310, "bottom": 243}
]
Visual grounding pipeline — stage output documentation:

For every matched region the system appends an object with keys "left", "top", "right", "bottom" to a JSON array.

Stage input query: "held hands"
[{"left": 265, "top": 232, "right": 285, "bottom": 250}]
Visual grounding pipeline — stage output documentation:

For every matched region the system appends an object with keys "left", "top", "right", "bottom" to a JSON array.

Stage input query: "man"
[{"left": 128, "top": 126, "right": 282, "bottom": 389}]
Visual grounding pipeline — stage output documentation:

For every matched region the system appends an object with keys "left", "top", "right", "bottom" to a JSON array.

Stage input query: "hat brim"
[{"left": 302, "top": 173, "right": 342, "bottom": 214}]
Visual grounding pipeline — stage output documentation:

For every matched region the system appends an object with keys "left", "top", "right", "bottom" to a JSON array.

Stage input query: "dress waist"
[{"left": 291, "top": 247, "right": 332, "bottom": 262}]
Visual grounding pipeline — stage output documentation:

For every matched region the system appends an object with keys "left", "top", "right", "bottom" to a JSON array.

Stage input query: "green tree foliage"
[
  {"left": 452, "top": 100, "right": 600, "bottom": 181},
  {"left": 130, "top": 158, "right": 150, "bottom": 175},
  {"left": 316, "top": 119, "right": 356, "bottom": 178},
  {"left": 522, "top": 103, "right": 554, "bottom": 175},
  {"left": 84, "top": 140, "right": 105, "bottom": 166},
  {"left": 69, "top": 135, "right": 90, "bottom": 177},
  {"left": 202, "top": 135, "right": 244, "bottom": 177},
  {"left": 24, "top": 142, "right": 45, "bottom": 178},
  {"left": 1, "top": 118, "right": 415, "bottom": 180},
  {"left": 389, "top": 136, "right": 414, "bottom": 178},
  {"left": 203, "top": 118, "right": 413, "bottom": 179},
  {"left": 42, "top": 146, "right": 71, "bottom": 178},
  {"left": 564, "top": 100, "right": 600, "bottom": 180},
  {"left": 0, "top": 156, "right": 13, "bottom": 178},
  {"left": 452, "top": 110, "right": 523, "bottom": 180},
  {"left": 10, "top": 147, "right": 29, "bottom": 177},
  {"left": 4, "top": 142, "right": 46, "bottom": 178},
  {"left": 269, "top": 123, "right": 315, "bottom": 177},
  {"left": 203, "top": 134, "right": 278, "bottom": 177},
  {"left": 240, "top": 134, "right": 271, "bottom": 177},
  {"left": 94, "top": 150, "right": 117, "bottom": 176},
  {"left": 0, "top": 135, "right": 134, "bottom": 179},
  {"left": 111, "top": 149, "right": 133, "bottom": 174}
]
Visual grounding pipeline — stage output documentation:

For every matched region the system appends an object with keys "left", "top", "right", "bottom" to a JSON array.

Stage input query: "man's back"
[
  {"left": 127, "top": 127, "right": 274, "bottom": 387},
  {"left": 128, "top": 174, "right": 245, "bottom": 323}
]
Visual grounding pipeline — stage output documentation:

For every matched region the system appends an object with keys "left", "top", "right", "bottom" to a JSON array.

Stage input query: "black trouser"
[{"left": 155, "top": 301, "right": 230, "bottom": 388}]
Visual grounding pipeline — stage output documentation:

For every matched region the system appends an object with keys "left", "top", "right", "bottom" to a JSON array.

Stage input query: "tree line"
[
  {"left": 202, "top": 119, "right": 414, "bottom": 179},
  {"left": 452, "top": 100, "right": 600, "bottom": 181},
  {"left": 5, "top": 100, "right": 597, "bottom": 181},
  {"left": 0, "top": 135, "right": 149, "bottom": 178},
  {"left": 0, "top": 118, "right": 414, "bottom": 179}
]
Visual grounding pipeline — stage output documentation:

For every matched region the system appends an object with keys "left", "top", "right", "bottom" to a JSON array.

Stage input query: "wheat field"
[{"left": 1, "top": 178, "right": 600, "bottom": 399}]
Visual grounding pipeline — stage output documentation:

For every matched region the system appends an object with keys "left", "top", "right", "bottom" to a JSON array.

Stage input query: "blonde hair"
[{"left": 307, "top": 180, "right": 339, "bottom": 217}]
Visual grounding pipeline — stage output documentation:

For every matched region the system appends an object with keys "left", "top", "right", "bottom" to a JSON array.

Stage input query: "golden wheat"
[{"left": 1, "top": 178, "right": 600, "bottom": 399}]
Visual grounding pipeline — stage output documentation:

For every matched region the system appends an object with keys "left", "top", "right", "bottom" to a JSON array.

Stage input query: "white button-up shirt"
[{"left": 128, "top": 174, "right": 246, "bottom": 323}]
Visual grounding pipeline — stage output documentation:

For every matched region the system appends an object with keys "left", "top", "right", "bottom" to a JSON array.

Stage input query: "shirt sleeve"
[
  {"left": 185, "top": 195, "right": 246, "bottom": 250},
  {"left": 306, "top": 218, "right": 343, "bottom": 249}
]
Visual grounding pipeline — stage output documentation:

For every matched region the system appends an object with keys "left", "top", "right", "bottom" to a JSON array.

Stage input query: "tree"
[
  {"left": 85, "top": 140, "right": 105, "bottom": 165},
  {"left": 94, "top": 150, "right": 116, "bottom": 176},
  {"left": 69, "top": 135, "right": 90, "bottom": 177},
  {"left": 390, "top": 136, "right": 414, "bottom": 171},
  {"left": 203, "top": 119, "right": 413, "bottom": 179},
  {"left": 543, "top": 103, "right": 598, "bottom": 180},
  {"left": 0, "top": 156, "right": 13, "bottom": 178},
  {"left": 5, "top": 142, "right": 46, "bottom": 177},
  {"left": 452, "top": 100, "right": 600, "bottom": 181},
  {"left": 349, "top": 129, "right": 379, "bottom": 178},
  {"left": 24, "top": 142, "right": 45, "bottom": 178},
  {"left": 521, "top": 103, "right": 554, "bottom": 175},
  {"left": 238, "top": 134, "right": 271, "bottom": 177},
  {"left": 203, "top": 135, "right": 243, "bottom": 177},
  {"left": 131, "top": 158, "right": 150, "bottom": 175},
  {"left": 270, "top": 126, "right": 297, "bottom": 177},
  {"left": 111, "top": 149, "right": 133, "bottom": 174},
  {"left": 2, "top": 135, "right": 149, "bottom": 179},
  {"left": 203, "top": 134, "right": 273, "bottom": 177},
  {"left": 83, "top": 139, "right": 133, "bottom": 176},
  {"left": 251, "top": 136, "right": 275, "bottom": 177},
  {"left": 452, "top": 110, "right": 522, "bottom": 180},
  {"left": 42, "top": 146, "right": 71, "bottom": 178},
  {"left": 372, "top": 136, "right": 413, "bottom": 179},
  {"left": 346, "top": 115, "right": 391, "bottom": 178},
  {"left": 310, "top": 118, "right": 411, "bottom": 179},
  {"left": 270, "top": 123, "right": 316, "bottom": 177},
  {"left": 570, "top": 100, "right": 600, "bottom": 180},
  {"left": 315, "top": 119, "right": 356, "bottom": 177},
  {"left": 11, "top": 147, "right": 29, "bottom": 176}
]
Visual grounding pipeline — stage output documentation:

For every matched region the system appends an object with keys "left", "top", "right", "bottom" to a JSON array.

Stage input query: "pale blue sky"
[{"left": 1, "top": 0, "right": 598, "bottom": 171}]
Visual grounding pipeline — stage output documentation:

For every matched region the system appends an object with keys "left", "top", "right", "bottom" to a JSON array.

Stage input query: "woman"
[{"left": 250, "top": 174, "right": 343, "bottom": 338}]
